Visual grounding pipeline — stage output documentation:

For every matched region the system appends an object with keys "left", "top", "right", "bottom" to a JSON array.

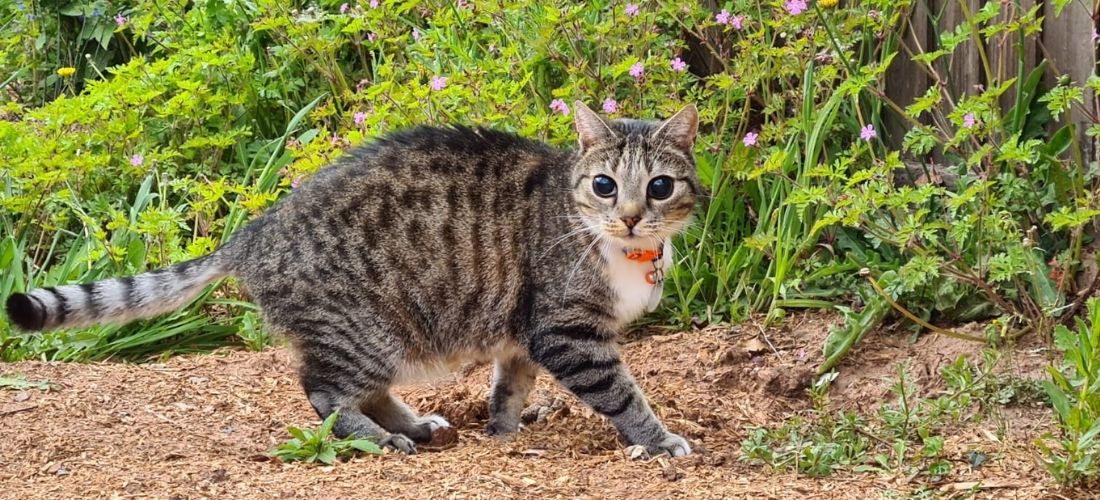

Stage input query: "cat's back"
[{"left": 231, "top": 125, "right": 572, "bottom": 346}]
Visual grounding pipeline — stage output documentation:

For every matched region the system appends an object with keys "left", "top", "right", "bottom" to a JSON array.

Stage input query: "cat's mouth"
[{"left": 603, "top": 233, "right": 664, "bottom": 251}]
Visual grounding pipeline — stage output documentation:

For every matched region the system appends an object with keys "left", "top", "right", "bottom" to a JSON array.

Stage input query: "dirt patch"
[{"left": 0, "top": 313, "right": 1080, "bottom": 498}]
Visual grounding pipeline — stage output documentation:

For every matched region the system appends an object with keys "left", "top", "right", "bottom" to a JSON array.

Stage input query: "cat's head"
[{"left": 570, "top": 101, "right": 700, "bottom": 248}]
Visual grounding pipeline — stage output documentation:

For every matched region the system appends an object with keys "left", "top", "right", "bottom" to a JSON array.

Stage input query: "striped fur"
[
  {"left": 5, "top": 102, "right": 700, "bottom": 457},
  {"left": 6, "top": 255, "right": 226, "bottom": 331}
]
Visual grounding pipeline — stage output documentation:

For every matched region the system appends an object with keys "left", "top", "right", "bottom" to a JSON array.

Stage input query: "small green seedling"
[
  {"left": 0, "top": 375, "right": 58, "bottom": 391},
  {"left": 271, "top": 411, "right": 383, "bottom": 465}
]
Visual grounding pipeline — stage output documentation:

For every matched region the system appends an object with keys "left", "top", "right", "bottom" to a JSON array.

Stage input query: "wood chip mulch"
[{"left": 0, "top": 314, "right": 1086, "bottom": 499}]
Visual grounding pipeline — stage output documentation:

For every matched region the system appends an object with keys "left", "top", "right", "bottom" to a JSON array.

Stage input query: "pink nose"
[{"left": 621, "top": 216, "right": 640, "bottom": 229}]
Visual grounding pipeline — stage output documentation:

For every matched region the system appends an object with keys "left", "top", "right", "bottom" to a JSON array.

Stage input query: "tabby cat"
[{"left": 6, "top": 101, "right": 700, "bottom": 457}]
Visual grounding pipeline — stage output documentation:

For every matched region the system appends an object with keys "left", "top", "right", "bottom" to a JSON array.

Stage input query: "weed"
[
  {"left": 0, "top": 374, "right": 57, "bottom": 391},
  {"left": 1036, "top": 298, "right": 1100, "bottom": 485},
  {"left": 742, "top": 354, "right": 1004, "bottom": 482},
  {"left": 270, "top": 411, "right": 383, "bottom": 465}
]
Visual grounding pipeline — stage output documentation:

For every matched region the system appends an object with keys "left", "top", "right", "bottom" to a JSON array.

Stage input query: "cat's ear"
[
  {"left": 573, "top": 100, "right": 616, "bottom": 151},
  {"left": 652, "top": 104, "right": 699, "bottom": 154}
]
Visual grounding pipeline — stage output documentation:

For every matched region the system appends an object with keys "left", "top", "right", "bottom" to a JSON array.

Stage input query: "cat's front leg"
[{"left": 523, "top": 323, "right": 691, "bottom": 457}]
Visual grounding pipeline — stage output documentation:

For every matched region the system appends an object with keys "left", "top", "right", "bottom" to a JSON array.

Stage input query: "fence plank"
[
  {"left": 884, "top": 2, "right": 931, "bottom": 148},
  {"left": 1042, "top": 0, "right": 1097, "bottom": 159},
  {"left": 936, "top": 0, "right": 984, "bottom": 99}
]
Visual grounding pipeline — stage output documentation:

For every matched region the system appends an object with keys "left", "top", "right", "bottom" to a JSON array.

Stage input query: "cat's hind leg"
[
  {"left": 365, "top": 392, "right": 450, "bottom": 443},
  {"left": 298, "top": 347, "right": 420, "bottom": 453},
  {"left": 486, "top": 354, "right": 540, "bottom": 435}
]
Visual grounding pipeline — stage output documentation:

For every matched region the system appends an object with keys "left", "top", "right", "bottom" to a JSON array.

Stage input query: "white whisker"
[
  {"left": 563, "top": 230, "right": 604, "bottom": 300},
  {"left": 537, "top": 223, "right": 596, "bottom": 263}
]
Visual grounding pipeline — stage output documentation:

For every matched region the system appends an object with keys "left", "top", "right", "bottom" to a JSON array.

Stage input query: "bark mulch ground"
[{"left": 0, "top": 313, "right": 1085, "bottom": 498}]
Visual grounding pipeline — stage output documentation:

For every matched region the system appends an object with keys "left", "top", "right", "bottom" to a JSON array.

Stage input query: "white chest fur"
[{"left": 602, "top": 240, "right": 672, "bottom": 327}]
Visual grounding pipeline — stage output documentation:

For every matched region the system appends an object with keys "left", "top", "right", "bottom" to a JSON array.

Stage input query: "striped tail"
[{"left": 5, "top": 254, "right": 228, "bottom": 331}]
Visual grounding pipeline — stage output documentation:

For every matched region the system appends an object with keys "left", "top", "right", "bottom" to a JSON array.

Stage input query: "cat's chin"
[{"left": 602, "top": 234, "right": 665, "bottom": 250}]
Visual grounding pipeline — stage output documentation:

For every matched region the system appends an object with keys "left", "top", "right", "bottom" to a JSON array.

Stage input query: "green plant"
[
  {"left": 1037, "top": 297, "right": 1100, "bottom": 485},
  {"left": 0, "top": 374, "right": 57, "bottom": 391},
  {"left": 270, "top": 410, "right": 383, "bottom": 465},
  {"left": 798, "top": 1, "right": 1098, "bottom": 348},
  {"left": 742, "top": 354, "right": 1002, "bottom": 481}
]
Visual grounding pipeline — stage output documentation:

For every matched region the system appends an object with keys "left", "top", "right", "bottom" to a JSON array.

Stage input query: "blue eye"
[
  {"left": 592, "top": 175, "right": 617, "bottom": 197},
  {"left": 647, "top": 176, "right": 674, "bottom": 200}
]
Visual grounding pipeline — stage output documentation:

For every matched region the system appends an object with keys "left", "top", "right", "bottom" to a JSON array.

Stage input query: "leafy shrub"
[
  {"left": 799, "top": 1, "right": 1099, "bottom": 346},
  {"left": 4, "top": 0, "right": 895, "bottom": 357}
]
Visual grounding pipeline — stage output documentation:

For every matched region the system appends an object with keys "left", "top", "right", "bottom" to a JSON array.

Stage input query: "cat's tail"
[{"left": 5, "top": 253, "right": 229, "bottom": 331}]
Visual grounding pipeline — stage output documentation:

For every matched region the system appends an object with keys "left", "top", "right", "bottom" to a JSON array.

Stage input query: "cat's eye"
[
  {"left": 647, "top": 176, "right": 674, "bottom": 200},
  {"left": 592, "top": 175, "right": 617, "bottom": 197}
]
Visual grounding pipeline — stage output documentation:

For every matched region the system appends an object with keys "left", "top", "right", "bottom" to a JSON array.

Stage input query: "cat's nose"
[{"left": 620, "top": 216, "right": 640, "bottom": 229}]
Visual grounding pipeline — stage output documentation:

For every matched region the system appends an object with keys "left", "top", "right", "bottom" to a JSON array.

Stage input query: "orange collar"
[
  {"left": 622, "top": 244, "right": 666, "bottom": 285},
  {"left": 623, "top": 247, "right": 663, "bottom": 262},
  {"left": 619, "top": 242, "right": 666, "bottom": 285}
]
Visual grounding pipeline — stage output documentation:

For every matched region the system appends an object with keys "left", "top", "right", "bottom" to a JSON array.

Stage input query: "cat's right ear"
[{"left": 573, "top": 100, "right": 616, "bottom": 152}]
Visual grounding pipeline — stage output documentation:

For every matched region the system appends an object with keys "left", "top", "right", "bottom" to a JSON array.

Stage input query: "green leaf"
[
  {"left": 318, "top": 410, "right": 339, "bottom": 440},
  {"left": 345, "top": 439, "right": 383, "bottom": 454},
  {"left": 0, "top": 376, "right": 56, "bottom": 391},
  {"left": 1043, "top": 379, "right": 1070, "bottom": 422},
  {"left": 286, "top": 426, "right": 308, "bottom": 442},
  {"left": 1052, "top": 0, "right": 1072, "bottom": 16},
  {"left": 1022, "top": 247, "right": 1063, "bottom": 311},
  {"left": 316, "top": 445, "right": 337, "bottom": 465},
  {"left": 1009, "top": 61, "right": 1048, "bottom": 135},
  {"left": 819, "top": 282, "right": 890, "bottom": 374}
]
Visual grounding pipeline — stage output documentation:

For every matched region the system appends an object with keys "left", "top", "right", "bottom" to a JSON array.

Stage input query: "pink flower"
[
  {"left": 602, "top": 98, "right": 618, "bottom": 114},
  {"left": 457, "top": 0, "right": 469, "bottom": 8},
  {"left": 130, "top": 153, "right": 144, "bottom": 167},
  {"left": 354, "top": 111, "right": 367, "bottom": 125},
  {"left": 549, "top": 99, "right": 570, "bottom": 115},
  {"left": 339, "top": 3, "right": 349, "bottom": 13},
  {"left": 367, "top": 32, "right": 377, "bottom": 42},
  {"left": 670, "top": 57, "right": 687, "bottom": 72},
  {"left": 1092, "top": 28, "right": 1099, "bottom": 44},
  {"left": 430, "top": 75, "right": 448, "bottom": 91},
  {"left": 625, "top": 3, "right": 639, "bottom": 16},
  {"left": 412, "top": 28, "right": 421, "bottom": 41},
  {"left": 716, "top": 10, "right": 745, "bottom": 29},
  {"left": 860, "top": 124, "right": 876, "bottom": 141},
  {"left": 370, "top": 0, "right": 379, "bottom": 7},
  {"left": 629, "top": 62, "right": 644, "bottom": 80},
  {"left": 291, "top": 176, "right": 303, "bottom": 189},
  {"left": 785, "top": 0, "right": 807, "bottom": 15},
  {"left": 743, "top": 132, "right": 758, "bottom": 147},
  {"left": 963, "top": 113, "right": 977, "bottom": 128},
  {"left": 114, "top": 14, "right": 127, "bottom": 26}
]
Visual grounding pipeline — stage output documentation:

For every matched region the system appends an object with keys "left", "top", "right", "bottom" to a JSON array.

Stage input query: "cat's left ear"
[{"left": 652, "top": 104, "right": 699, "bottom": 154}]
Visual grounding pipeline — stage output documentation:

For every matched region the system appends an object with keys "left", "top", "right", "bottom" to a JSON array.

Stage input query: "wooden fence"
[{"left": 884, "top": 0, "right": 1098, "bottom": 159}]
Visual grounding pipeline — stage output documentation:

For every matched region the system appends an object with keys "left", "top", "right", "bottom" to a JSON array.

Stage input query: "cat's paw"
[
  {"left": 484, "top": 419, "right": 519, "bottom": 436},
  {"left": 380, "top": 433, "right": 418, "bottom": 454},
  {"left": 422, "top": 414, "right": 450, "bottom": 431},
  {"left": 644, "top": 432, "right": 692, "bottom": 458}
]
